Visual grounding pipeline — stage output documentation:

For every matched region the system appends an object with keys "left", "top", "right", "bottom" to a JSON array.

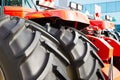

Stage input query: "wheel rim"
[{"left": 0, "top": 67, "right": 5, "bottom": 80}]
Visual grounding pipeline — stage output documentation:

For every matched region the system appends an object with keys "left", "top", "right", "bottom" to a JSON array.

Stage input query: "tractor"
[
  {"left": 0, "top": 0, "right": 120, "bottom": 80},
  {"left": 81, "top": 14, "right": 120, "bottom": 79}
]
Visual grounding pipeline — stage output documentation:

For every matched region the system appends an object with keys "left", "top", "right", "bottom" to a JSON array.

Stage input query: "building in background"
[
  {"left": 67, "top": 0, "right": 120, "bottom": 31},
  {"left": 59, "top": 0, "right": 68, "bottom": 8}
]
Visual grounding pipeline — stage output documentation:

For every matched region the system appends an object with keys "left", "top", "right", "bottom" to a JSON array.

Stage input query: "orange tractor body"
[
  {"left": 4, "top": 6, "right": 36, "bottom": 18},
  {"left": 2, "top": 0, "right": 120, "bottom": 80}
]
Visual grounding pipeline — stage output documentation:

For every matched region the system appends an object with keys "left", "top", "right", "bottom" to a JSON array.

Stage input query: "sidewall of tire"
[{"left": 0, "top": 48, "right": 23, "bottom": 80}]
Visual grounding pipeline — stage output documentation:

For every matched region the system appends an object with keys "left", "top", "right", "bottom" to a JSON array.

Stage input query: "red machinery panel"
[
  {"left": 87, "top": 35, "right": 113, "bottom": 61},
  {"left": 90, "top": 20, "right": 115, "bottom": 30},
  {"left": 103, "top": 37, "right": 120, "bottom": 57}
]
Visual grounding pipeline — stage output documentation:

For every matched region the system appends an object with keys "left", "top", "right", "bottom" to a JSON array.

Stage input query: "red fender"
[
  {"left": 87, "top": 35, "right": 113, "bottom": 61},
  {"left": 4, "top": 6, "right": 89, "bottom": 25},
  {"left": 4, "top": 6, "right": 89, "bottom": 28},
  {"left": 25, "top": 9, "right": 89, "bottom": 24},
  {"left": 103, "top": 37, "right": 120, "bottom": 57}
]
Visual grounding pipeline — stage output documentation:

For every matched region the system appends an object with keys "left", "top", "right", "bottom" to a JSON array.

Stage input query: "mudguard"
[
  {"left": 103, "top": 37, "right": 120, "bottom": 57},
  {"left": 4, "top": 6, "right": 89, "bottom": 25},
  {"left": 87, "top": 35, "right": 113, "bottom": 61},
  {"left": 25, "top": 9, "right": 89, "bottom": 25},
  {"left": 103, "top": 37, "right": 120, "bottom": 71},
  {"left": 4, "top": 6, "right": 89, "bottom": 29}
]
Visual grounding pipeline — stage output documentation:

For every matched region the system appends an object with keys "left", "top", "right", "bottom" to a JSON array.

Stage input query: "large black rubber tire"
[
  {"left": 47, "top": 26, "right": 105, "bottom": 80},
  {"left": 0, "top": 15, "right": 105, "bottom": 80},
  {"left": 114, "top": 31, "right": 120, "bottom": 42},
  {"left": 103, "top": 29, "right": 120, "bottom": 42}
]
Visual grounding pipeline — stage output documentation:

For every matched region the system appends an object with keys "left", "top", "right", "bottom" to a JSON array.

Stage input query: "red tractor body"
[
  {"left": 90, "top": 20, "right": 115, "bottom": 30},
  {"left": 81, "top": 16, "right": 120, "bottom": 79}
]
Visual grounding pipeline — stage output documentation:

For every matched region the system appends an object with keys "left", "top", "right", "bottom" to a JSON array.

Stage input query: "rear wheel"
[
  {"left": 0, "top": 15, "right": 72, "bottom": 80},
  {"left": 46, "top": 25, "right": 105, "bottom": 80},
  {"left": 0, "top": 16, "right": 105, "bottom": 80}
]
